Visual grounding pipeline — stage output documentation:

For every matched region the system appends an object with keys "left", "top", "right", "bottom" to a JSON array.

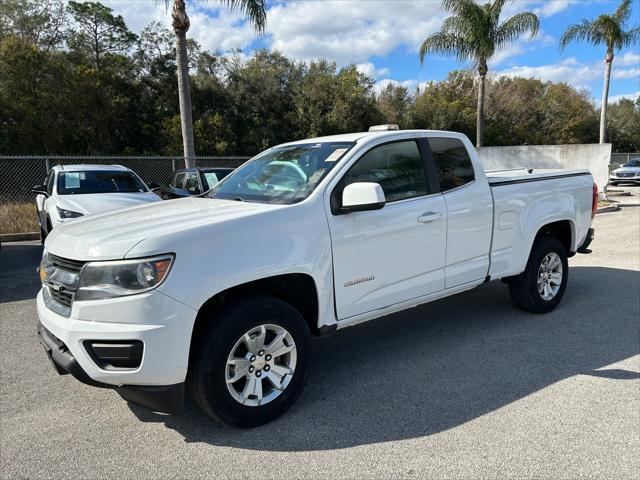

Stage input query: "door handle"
[{"left": 417, "top": 211, "right": 442, "bottom": 224}]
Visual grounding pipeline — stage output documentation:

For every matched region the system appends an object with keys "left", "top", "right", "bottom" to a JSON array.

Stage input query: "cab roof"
[{"left": 278, "top": 129, "right": 465, "bottom": 147}]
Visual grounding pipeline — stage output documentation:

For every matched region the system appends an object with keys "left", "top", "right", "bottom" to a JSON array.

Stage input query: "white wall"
[{"left": 477, "top": 144, "right": 612, "bottom": 192}]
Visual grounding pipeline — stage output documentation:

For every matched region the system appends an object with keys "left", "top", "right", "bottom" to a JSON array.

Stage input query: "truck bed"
[{"left": 486, "top": 168, "right": 591, "bottom": 186}]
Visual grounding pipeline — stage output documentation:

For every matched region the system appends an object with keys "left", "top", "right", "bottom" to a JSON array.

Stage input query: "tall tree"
[
  {"left": 166, "top": 0, "right": 266, "bottom": 167},
  {"left": 560, "top": 0, "right": 640, "bottom": 144},
  {"left": 0, "top": 0, "right": 67, "bottom": 51},
  {"left": 419, "top": 0, "right": 539, "bottom": 147},
  {"left": 66, "top": 1, "right": 137, "bottom": 72}
]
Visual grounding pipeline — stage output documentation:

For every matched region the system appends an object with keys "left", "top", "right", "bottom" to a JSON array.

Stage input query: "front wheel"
[
  {"left": 509, "top": 237, "right": 569, "bottom": 313},
  {"left": 188, "top": 295, "right": 311, "bottom": 427}
]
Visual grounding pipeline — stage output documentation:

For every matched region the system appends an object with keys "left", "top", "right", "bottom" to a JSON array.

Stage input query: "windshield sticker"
[
  {"left": 65, "top": 172, "right": 81, "bottom": 189},
  {"left": 79, "top": 172, "right": 86, "bottom": 180},
  {"left": 204, "top": 172, "right": 219, "bottom": 187},
  {"left": 325, "top": 148, "right": 348, "bottom": 162}
]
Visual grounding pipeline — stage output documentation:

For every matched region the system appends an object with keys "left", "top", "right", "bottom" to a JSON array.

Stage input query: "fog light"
[{"left": 84, "top": 340, "right": 143, "bottom": 370}]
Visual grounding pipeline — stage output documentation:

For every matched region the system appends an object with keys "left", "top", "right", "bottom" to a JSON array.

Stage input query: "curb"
[
  {"left": 618, "top": 203, "right": 640, "bottom": 207},
  {"left": 596, "top": 205, "right": 620, "bottom": 214},
  {"left": 0, "top": 232, "right": 40, "bottom": 242}
]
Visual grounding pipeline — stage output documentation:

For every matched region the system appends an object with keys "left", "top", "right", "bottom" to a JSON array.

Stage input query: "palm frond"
[
  {"left": 490, "top": 0, "right": 511, "bottom": 23},
  {"left": 560, "top": 20, "right": 597, "bottom": 50},
  {"left": 614, "top": 0, "right": 633, "bottom": 24},
  {"left": 495, "top": 11, "right": 539, "bottom": 48},
  {"left": 441, "top": 0, "right": 479, "bottom": 16},
  {"left": 619, "top": 25, "right": 640, "bottom": 48},
  {"left": 220, "top": 0, "right": 267, "bottom": 33},
  {"left": 419, "top": 31, "right": 474, "bottom": 64},
  {"left": 160, "top": 0, "right": 266, "bottom": 33}
]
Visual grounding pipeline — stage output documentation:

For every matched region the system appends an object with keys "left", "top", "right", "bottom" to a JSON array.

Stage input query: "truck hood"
[
  {"left": 45, "top": 197, "right": 280, "bottom": 260},
  {"left": 56, "top": 192, "right": 160, "bottom": 215}
]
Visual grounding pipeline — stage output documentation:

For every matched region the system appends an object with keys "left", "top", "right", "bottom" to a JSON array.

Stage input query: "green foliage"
[
  {"left": 377, "top": 83, "right": 413, "bottom": 127},
  {"left": 0, "top": 0, "right": 636, "bottom": 156},
  {"left": 607, "top": 98, "right": 640, "bottom": 152},
  {"left": 0, "top": 0, "right": 66, "bottom": 51},
  {"left": 66, "top": 1, "right": 138, "bottom": 72}
]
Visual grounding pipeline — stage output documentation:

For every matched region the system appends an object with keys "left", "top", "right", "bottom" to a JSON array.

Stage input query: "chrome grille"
[
  {"left": 50, "top": 254, "right": 85, "bottom": 273},
  {"left": 43, "top": 254, "right": 85, "bottom": 315},
  {"left": 48, "top": 288, "right": 73, "bottom": 307}
]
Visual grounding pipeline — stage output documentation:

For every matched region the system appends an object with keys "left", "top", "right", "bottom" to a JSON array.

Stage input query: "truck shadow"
[{"left": 130, "top": 265, "right": 639, "bottom": 451}]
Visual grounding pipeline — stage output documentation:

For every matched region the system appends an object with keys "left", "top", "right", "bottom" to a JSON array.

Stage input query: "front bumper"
[
  {"left": 36, "top": 288, "right": 198, "bottom": 413},
  {"left": 38, "top": 324, "right": 184, "bottom": 413},
  {"left": 610, "top": 176, "right": 640, "bottom": 184}
]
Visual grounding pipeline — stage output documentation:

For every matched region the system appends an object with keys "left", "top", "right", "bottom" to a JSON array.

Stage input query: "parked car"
[
  {"left": 158, "top": 167, "right": 234, "bottom": 199},
  {"left": 31, "top": 164, "right": 160, "bottom": 241},
  {"left": 609, "top": 159, "right": 640, "bottom": 185},
  {"left": 36, "top": 127, "right": 596, "bottom": 427}
]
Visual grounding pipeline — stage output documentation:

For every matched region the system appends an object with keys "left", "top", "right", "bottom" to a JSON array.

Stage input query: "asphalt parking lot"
[{"left": 1, "top": 204, "right": 639, "bottom": 479}]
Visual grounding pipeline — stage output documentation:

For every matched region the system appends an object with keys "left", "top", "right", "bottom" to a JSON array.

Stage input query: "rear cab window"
[{"left": 427, "top": 137, "right": 475, "bottom": 192}]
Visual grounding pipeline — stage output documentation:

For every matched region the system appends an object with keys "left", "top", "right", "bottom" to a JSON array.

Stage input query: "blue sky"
[{"left": 107, "top": 0, "right": 640, "bottom": 103}]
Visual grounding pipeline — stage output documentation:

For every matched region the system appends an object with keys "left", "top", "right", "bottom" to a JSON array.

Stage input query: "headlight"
[
  {"left": 57, "top": 207, "right": 83, "bottom": 219},
  {"left": 76, "top": 255, "right": 174, "bottom": 301}
]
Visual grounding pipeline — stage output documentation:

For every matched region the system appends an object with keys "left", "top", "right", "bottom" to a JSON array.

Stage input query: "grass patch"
[{"left": 0, "top": 202, "right": 39, "bottom": 235}]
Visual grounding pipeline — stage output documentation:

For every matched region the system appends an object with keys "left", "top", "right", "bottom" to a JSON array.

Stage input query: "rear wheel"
[
  {"left": 188, "top": 294, "right": 311, "bottom": 427},
  {"left": 509, "top": 237, "right": 568, "bottom": 313}
]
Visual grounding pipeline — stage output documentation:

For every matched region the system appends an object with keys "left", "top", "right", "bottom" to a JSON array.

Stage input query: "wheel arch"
[
  {"left": 188, "top": 273, "right": 320, "bottom": 369},
  {"left": 533, "top": 219, "right": 575, "bottom": 256}
]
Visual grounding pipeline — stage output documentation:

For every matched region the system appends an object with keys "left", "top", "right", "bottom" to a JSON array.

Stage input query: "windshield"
[
  {"left": 57, "top": 170, "right": 148, "bottom": 195},
  {"left": 623, "top": 160, "right": 640, "bottom": 168},
  {"left": 207, "top": 142, "right": 354, "bottom": 204}
]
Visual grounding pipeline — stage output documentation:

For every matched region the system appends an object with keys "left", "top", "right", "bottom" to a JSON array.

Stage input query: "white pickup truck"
[{"left": 37, "top": 128, "right": 596, "bottom": 427}]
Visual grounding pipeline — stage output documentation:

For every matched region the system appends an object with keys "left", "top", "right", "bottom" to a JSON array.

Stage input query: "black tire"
[
  {"left": 509, "top": 237, "right": 569, "bottom": 313},
  {"left": 188, "top": 294, "right": 311, "bottom": 427}
]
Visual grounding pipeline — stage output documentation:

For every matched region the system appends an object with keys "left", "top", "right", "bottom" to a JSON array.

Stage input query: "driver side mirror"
[
  {"left": 341, "top": 182, "right": 385, "bottom": 213},
  {"left": 148, "top": 182, "right": 160, "bottom": 192},
  {"left": 31, "top": 184, "right": 48, "bottom": 197}
]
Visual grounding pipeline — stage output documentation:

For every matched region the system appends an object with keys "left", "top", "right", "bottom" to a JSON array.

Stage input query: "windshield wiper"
[{"left": 233, "top": 196, "right": 244, "bottom": 202}]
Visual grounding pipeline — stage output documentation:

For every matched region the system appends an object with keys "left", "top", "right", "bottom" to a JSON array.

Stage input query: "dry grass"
[{"left": 0, "top": 202, "right": 39, "bottom": 235}]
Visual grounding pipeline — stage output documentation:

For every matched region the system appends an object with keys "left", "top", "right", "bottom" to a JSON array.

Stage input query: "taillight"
[{"left": 591, "top": 183, "right": 598, "bottom": 219}]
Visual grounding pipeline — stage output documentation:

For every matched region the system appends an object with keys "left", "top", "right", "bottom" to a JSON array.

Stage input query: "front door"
[{"left": 327, "top": 139, "right": 447, "bottom": 320}]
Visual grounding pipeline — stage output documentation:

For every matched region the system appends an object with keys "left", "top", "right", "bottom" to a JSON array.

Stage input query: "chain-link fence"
[{"left": 0, "top": 156, "right": 251, "bottom": 203}]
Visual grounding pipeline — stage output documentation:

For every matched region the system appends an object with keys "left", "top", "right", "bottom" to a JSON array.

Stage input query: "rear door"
[
  {"left": 327, "top": 139, "right": 447, "bottom": 320},
  {"left": 427, "top": 137, "right": 493, "bottom": 288}
]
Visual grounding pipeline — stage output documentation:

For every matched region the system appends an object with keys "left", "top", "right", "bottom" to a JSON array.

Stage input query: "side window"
[
  {"left": 46, "top": 171, "right": 55, "bottom": 195},
  {"left": 343, "top": 140, "right": 428, "bottom": 203},
  {"left": 173, "top": 173, "right": 186, "bottom": 189},
  {"left": 427, "top": 137, "right": 475, "bottom": 192},
  {"left": 184, "top": 172, "right": 200, "bottom": 194}
]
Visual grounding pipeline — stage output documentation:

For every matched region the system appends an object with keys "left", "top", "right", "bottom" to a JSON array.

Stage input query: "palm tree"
[
  {"left": 560, "top": 0, "right": 639, "bottom": 144},
  {"left": 419, "top": 0, "right": 539, "bottom": 147},
  {"left": 168, "top": 0, "right": 266, "bottom": 166}
]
